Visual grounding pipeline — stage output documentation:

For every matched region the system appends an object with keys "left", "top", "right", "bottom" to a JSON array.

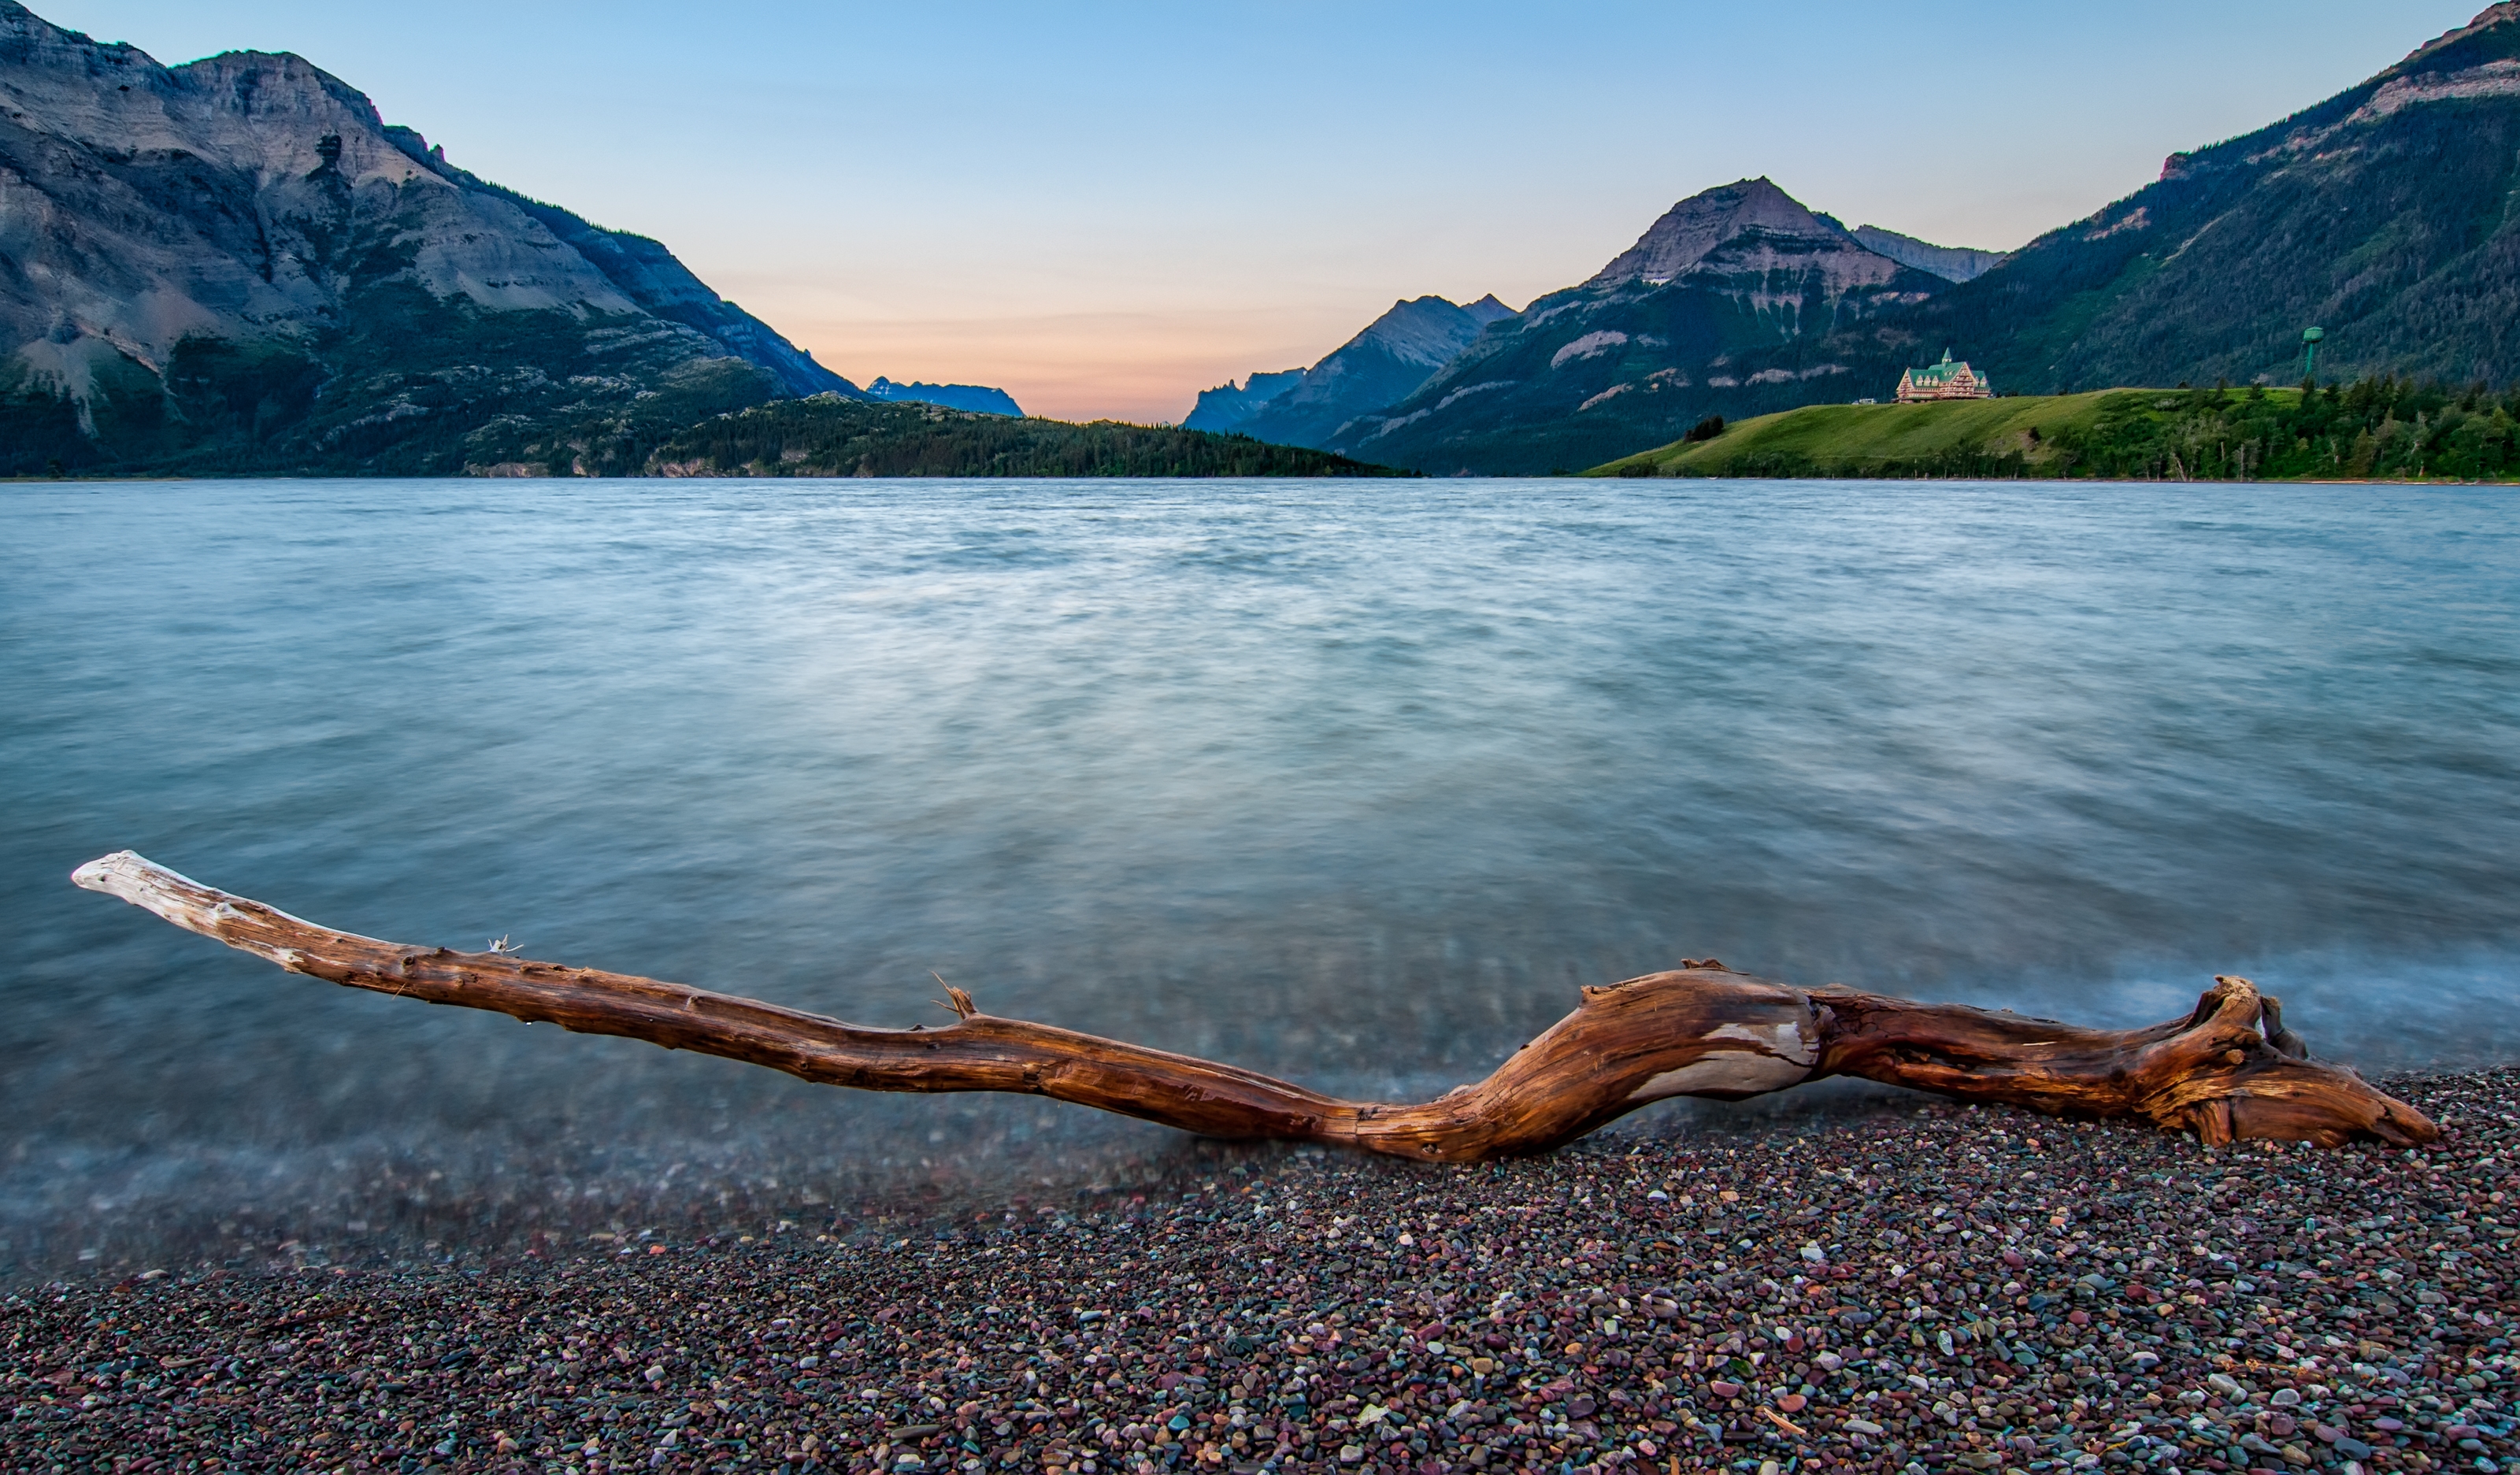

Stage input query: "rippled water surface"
[{"left": 4, "top": 477, "right": 2515, "bottom": 1273}]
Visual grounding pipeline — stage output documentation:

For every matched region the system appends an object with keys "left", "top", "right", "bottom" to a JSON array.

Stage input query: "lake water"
[{"left": 4, "top": 477, "right": 2515, "bottom": 1275}]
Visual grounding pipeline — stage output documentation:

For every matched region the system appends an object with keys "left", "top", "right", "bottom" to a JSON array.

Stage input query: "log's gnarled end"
[
  {"left": 2143, "top": 976, "right": 2439, "bottom": 1149},
  {"left": 1814, "top": 969, "right": 2435, "bottom": 1150},
  {"left": 69, "top": 851, "right": 2437, "bottom": 1161}
]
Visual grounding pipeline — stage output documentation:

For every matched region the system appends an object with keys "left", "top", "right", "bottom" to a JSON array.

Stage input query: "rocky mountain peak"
[
  {"left": 0, "top": 7, "right": 403, "bottom": 182},
  {"left": 1588, "top": 177, "right": 1855, "bottom": 287},
  {"left": 1355, "top": 295, "right": 1504, "bottom": 368},
  {"left": 1224, "top": 295, "right": 1506, "bottom": 448},
  {"left": 1180, "top": 367, "right": 1306, "bottom": 432}
]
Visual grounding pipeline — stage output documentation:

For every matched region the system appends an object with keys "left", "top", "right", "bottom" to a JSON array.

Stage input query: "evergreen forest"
[{"left": 643, "top": 398, "right": 1407, "bottom": 479}]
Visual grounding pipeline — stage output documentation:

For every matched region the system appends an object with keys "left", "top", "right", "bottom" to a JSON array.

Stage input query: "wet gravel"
[{"left": 7, "top": 1071, "right": 2515, "bottom": 1475}]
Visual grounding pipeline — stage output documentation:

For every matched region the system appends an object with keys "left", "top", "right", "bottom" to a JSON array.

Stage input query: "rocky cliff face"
[
  {"left": 1320, "top": 180, "right": 1943, "bottom": 474},
  {"left": 1232, "top": 294, "right": 1518, "bottom": 450},
  {"left": 1848, "top": 226, "right": 2007, "bottom": 284},
  {"left": 430, "top": 153, "right": 851, "bottom": 401},
  {"left": 1180, "top": 368, "right": 1306, "bottom": 432},
  {"left": 0, "top": 0, "right": 851, "bottom": 474}
]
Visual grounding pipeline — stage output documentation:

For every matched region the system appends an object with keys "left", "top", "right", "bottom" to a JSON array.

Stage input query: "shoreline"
[
  {"left": 6, "top": 1070, "right": 2513, "bottom": 1474},
  {"left": 5, "top": 472, "right": 2514, "bottom": 486}
]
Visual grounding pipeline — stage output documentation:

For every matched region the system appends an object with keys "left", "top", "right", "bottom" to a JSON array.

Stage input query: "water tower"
[{"left": 2301, "top": 327, "right": 2325, "bottom": 381}]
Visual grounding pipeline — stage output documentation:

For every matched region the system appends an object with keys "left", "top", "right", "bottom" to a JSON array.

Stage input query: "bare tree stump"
[{"left": 72, "top": 851, "right": 2435, "bottom": 1158}]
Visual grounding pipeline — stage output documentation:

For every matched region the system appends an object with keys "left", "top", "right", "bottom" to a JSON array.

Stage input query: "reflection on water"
[{"left": 2, "top": 477, "right": 2514, "bottom": 1275}]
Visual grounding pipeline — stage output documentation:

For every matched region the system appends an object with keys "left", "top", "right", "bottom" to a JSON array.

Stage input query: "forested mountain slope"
[{"left": 1224, "top": 294, "right": 1517, "bottom": 450}]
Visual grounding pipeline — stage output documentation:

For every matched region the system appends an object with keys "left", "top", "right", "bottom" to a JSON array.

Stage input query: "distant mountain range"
[
  {"left": 9, "top": 0, "right": 2518, "bottom": 478},
  {"left": 0, "top": 0, "right": 854, "bottom": 475},
  {"left": 1213, "top": 3, "right": 2520, "bottom": 474},
  {"left": 1172, "top": 188, "right": 1988, "bottom": 475},
  {"left": 865, "top": 376, "right": 1023, "bottom": 417}
]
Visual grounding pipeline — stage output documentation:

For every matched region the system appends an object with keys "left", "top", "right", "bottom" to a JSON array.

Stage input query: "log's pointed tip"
[{"left": 71, "top": 850, "right": 144, "bottom": 891}]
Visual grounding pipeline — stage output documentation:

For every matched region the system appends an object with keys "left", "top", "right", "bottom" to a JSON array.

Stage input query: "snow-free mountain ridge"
[
  {"left": 865, "top": 376, "right": 1023, "bottom": 417},
  {"left": 1847, "top": 227, "right": 2008, "bottom": 284},
  {"left": 1309, "top": 180, "right": 1949, "bottom": 474},
  {"left": 1188, "top": 294, "right": 1518, "bottom": 448},
  {"left": 0, "top": 0, "right": 852, "bottom": 474}
]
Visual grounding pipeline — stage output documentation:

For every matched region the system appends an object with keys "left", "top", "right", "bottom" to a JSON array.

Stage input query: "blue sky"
[{"left": 35, "top": 1, "right": 2488, "bottom": 421}]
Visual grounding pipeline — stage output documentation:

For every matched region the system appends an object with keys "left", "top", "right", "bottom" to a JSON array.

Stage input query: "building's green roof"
[{"left": 1906, "top": 350, "right": 1975, "bottom": 384}]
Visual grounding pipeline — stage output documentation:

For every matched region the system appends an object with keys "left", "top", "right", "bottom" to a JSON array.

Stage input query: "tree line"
[{"left": 2044, "top": 377, "right": 2520, "bottom": 482}]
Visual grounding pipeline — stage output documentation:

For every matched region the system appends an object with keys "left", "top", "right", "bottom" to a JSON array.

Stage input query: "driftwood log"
[{"left": 72, "top": 851, "right": 2434, "bottom": 1158}]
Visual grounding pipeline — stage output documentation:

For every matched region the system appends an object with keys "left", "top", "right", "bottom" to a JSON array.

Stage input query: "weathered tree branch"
[{"left": 72, "top": 851, "right": 2435, "bottom": 1158}]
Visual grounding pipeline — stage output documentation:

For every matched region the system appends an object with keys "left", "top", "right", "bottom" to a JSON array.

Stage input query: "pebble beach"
[{"left": 7, "top": 1072, "right": 2514, "bottom": 1475}]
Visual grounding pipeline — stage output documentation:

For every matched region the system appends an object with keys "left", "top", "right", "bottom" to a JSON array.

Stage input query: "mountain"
[
  {"left": 643, "top": 397, "right": 1407, "bottom": 478},
  {"left": 1848, "top": 226, "right": 2008, "bottom": 284},
  {"left": 1318, "top": 180, "right": 1947, "bottom": 474},
  {"left": 0, "top": 0, "right": 855, "bottom": 476},
  {"left": 1230, "top": 293, "right": 1518, "bottom": 450},
  {"left": 1180, "top": 368, "right": 1306, "bottom": 432},
  {"left": 865, "top": 376, "right": 1023, "bottom": 417},
  {"left": 1721, "top": 2, "right": 2520, "bottom": 407}
]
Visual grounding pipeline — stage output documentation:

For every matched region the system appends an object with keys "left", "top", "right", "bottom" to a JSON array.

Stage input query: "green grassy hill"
[
  {"left": 1589, "top": 378, "right": 2520, "bottom": 481},
  {"left": 1592, "top": 394, "right": 2117, "bottom": 478}
]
